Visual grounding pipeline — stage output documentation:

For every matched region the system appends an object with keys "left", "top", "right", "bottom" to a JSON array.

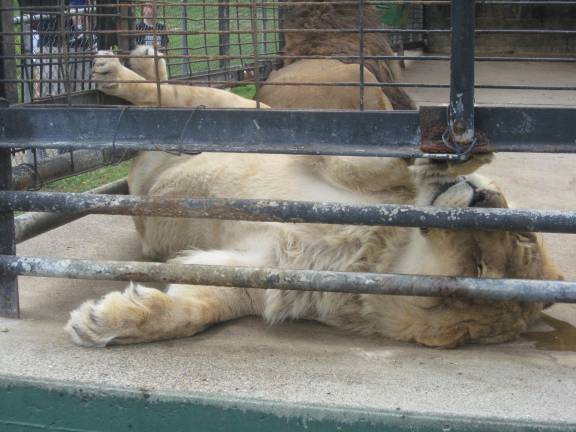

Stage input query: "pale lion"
[{"left": 65, "top": 45, "right": 562, "bottom": 348}]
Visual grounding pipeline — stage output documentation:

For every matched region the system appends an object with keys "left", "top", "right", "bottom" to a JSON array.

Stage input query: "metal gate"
[{"left": 0, "top": 0, "right": 575, "bottom": 318}]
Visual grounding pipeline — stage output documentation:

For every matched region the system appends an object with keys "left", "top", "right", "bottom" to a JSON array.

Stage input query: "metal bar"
[
  {"left": 7, "top": 53, "right": 576, "bottom": 63},
  {"left": 6, "top": 78, "right": 576, "bottom": 91},
  {"left": 15, "top": 179, "right": 128, "bottom": 244},
  {"left": 1, "top": 191, "right": 576, "bottom": 234},
  {"left": 0, "top": 0, "right": 18, "bottom": 104},
  {"left": 118, "top": 0, "right": 134, "bottom": 53},
  {"left": 7, "top": 27, "right": 576, "bottom": 37},
  {"left": 218, "top": 0, "right": 230, "bottom": 79},
  {"left": 0, "top": 150, "right": 18, "bottom": 318},
  {"left": 0, "top": 107, "right": 422, "bottom": 157},
  {"left": 180, "top": 0, "right": 191, "bottom": 77},
  {"left": 11, "top": 149, "right": 123, "bottom": 190},
  {"left": 359, "top": 0, "right": 365, "bottom": 111},
  {"left": 1, "top": 106, "right": 575, "bottom": 156},
  {"left": 0, "top": 0, "right": 18, "bottom": 318},
  {"left": 448, "top": 0, "right": 476, "bottom": 146},
  {"left": 7, "top": 1, "right": 576, "bottom": 8},
  {"left": 250, "top": 0, "right": 261, "bottom": 107},
  {"left": 1, "top": 255, "right": 575, "bottom": 304}
]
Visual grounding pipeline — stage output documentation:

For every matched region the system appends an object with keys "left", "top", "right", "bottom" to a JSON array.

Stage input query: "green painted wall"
[{"left": 0, "top": 378, "right": 573, "bottom": 432}]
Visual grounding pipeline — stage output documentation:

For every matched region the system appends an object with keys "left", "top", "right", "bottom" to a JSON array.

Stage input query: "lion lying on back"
[{"left": 65, "top": 48, "right": 562, "bottom": 348}]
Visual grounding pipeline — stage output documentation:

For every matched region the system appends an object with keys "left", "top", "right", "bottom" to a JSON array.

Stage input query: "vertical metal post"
[
  {"left": 0, "top": 0, "right": 19, "bottom": 318},
  {"left": 0, "top": 150, "right": 18, "bottom": 318},
  {"left": 118, "top": 0, "right": 134, "bottom": 54},
  {"left": 181, "top": 0, "right": 191, "bottom": 77},
  {"left": 0, "top": 0, "right": 18, "bottom": 104},
  {"left": 358, "top": 0, "right": 365, "bottom": 111},
  {"left": 218, "top": 0, "right": 231, "bottom": 80},
  {"left": 250, "top": 0, "right": 261, "bottom": 106},
  {"left": 277, "top": 0, "right": 286, "bottom": 55},
  {"left": 448, "top": 0, "right": 476, "bottom": 146}
]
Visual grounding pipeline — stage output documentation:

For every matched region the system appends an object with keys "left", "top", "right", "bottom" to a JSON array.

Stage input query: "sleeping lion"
[{"left": 64, "top": 47, "right": 563, "bottom": 348}]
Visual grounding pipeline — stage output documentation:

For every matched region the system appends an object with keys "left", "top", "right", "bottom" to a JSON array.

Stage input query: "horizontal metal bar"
[
  {"left": 1, "top": 255, "right": 574, "bottom": 303},
  {"left": 7, "top": 1, "right": 576, "bottom": 8},
  {"left": 0, "top": 107, "right": 423, "bottom": 157},
  {"left": 6, "top": 53, "right": 576, "bottom": 63},
  {"left": 12, "top": 149, "right": 105, "bottom": 191},
  {"left": 15, "top": 179, "right": 128, "bottom": 244},
  {"left": 5, "top": 27, "right": 576, "bottom": 37},
  {"left": 4, "top": 78, "right": 576, "bottom": 92},
  {"left": 1, "top": 106, "right": 575, "bottom": 156},
  {"left": 1, "top": 191, "right": 575, "bottom": 233}
]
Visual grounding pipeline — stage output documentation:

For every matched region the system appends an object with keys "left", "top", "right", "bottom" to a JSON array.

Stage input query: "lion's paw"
[
  {"left": 432, "top": 174, "right": 507, "bottom": 209},
  {"left": 412, "top": 153, "right": 493, "bottom": 186},
  {"left": 65, "top": 283, "right": 169, "bottom": 347},
  {"left": 128, "top": 45, "right": 167, "bottom": 82},
  {"left": 92, "top": 50, "right": 123, "bottom": 91}
]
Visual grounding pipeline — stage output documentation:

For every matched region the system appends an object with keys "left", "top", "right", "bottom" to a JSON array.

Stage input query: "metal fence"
[{"left": 0, "top": 0, "right": 575, "bottom": 318}]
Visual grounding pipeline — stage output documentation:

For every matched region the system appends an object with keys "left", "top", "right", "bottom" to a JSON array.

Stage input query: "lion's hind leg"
[{"left": 65, "top": 250, "right": 266, "bottom": 347}]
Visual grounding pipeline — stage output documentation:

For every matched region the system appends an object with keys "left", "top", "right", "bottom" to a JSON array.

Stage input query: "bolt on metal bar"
[
  {"left": 449, "top": 0, "right": 476, "bottom": 146},
  {"left": 1, "top": 191, "right": 576, "bottom": 234},
  {"left": 0, "top": 255, "right": 574, "bottom": 304}
]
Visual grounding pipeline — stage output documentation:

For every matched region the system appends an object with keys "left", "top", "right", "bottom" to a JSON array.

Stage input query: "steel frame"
[{"left": 1, "top": 0, "right": 575, "bottom": 317}]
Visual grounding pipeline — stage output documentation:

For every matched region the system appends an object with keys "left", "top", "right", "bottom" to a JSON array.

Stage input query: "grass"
[
  {"left": 142, "top": 1, "right": 281, "bottom": 79},
  {"left": 43, "top": 161, "right": 131, "bottom": 193},
  {"left": 230, "top": 84, "right": 256, "bottom": 99}
]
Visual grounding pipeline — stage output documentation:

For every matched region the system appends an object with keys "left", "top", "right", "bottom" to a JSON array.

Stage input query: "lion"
[
  {"left": 64, "top": 4, "right": 563, "bottom": 348},
  {"left": 259, "top": 0, "right": 415, "bottom": 111}
]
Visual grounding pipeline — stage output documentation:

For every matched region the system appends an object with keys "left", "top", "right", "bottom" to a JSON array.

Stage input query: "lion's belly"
[{"left": 129, "top": 152, "right": 380, "bottom": 259}]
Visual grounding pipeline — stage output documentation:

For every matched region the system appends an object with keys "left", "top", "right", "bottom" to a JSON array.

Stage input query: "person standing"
[{"left": 136, "top": 3, "right": 169, "bottom": 49}]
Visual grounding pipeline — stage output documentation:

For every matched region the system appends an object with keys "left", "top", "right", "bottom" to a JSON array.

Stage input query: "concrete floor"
[{"left": 1, "top": 61, "right": 575, "bottom": 426}]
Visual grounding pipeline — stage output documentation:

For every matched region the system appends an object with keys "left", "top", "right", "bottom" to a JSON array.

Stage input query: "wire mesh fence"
[{"left": 1, "top": 0, "right": 575, "bottom": 191}]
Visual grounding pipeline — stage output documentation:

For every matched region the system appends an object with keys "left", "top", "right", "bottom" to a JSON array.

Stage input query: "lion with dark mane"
[
  {"left": 65, "top": 2, "right": 563, "bottom": 349},
  {"left": 260, "top": 0, "right": 415, "bottom": 110}
]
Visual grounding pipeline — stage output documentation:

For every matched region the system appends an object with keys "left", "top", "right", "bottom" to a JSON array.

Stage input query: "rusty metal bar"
[
  {"left": 448, "top": 0, "right": 476, "bottom": 148},
  {"left": 1, "top": 191, "right": 576, "bottom": 234},
  {"left": 6, "top": 53, "right": 576, "bottom": 64},
  {"left": 0, "top": 0, "right": 18, "bottom": 318},
  {"left": 1, "top": 255, "right": 575, "bottom": 304},
  {"left": 7, "top": 1, "right": 576, "bottom": 8},
  {"left": 118, "top": 0, "right": 134, "bottom": 53},
  {"left": 15, "top": 179, "right": 128, "bottom": 244},
  {"left": 11, "top": 149, "right": 130, "bottom": 191},
  {"left": 0, "top": 151, "right": 18, "bottom": 318},
  {"left": 1, "top": 106, "right": 576, "bottom": 156},
  {"left": 0, "top": 0, "right": 18, "bottom": 104}
]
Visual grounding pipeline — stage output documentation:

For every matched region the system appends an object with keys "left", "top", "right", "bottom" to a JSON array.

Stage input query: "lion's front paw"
[
  {"left": 431, "top": 174, "right": 507, "bottom": 209},
  {"left": 65, "top": 283, "right": 170, "bottom": 347},
  {"left": 92, "top": 50, "right": 123, "bottom": 92},
  {"left": 412, "top": 153, "right": 493, "bottom": 186}
]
